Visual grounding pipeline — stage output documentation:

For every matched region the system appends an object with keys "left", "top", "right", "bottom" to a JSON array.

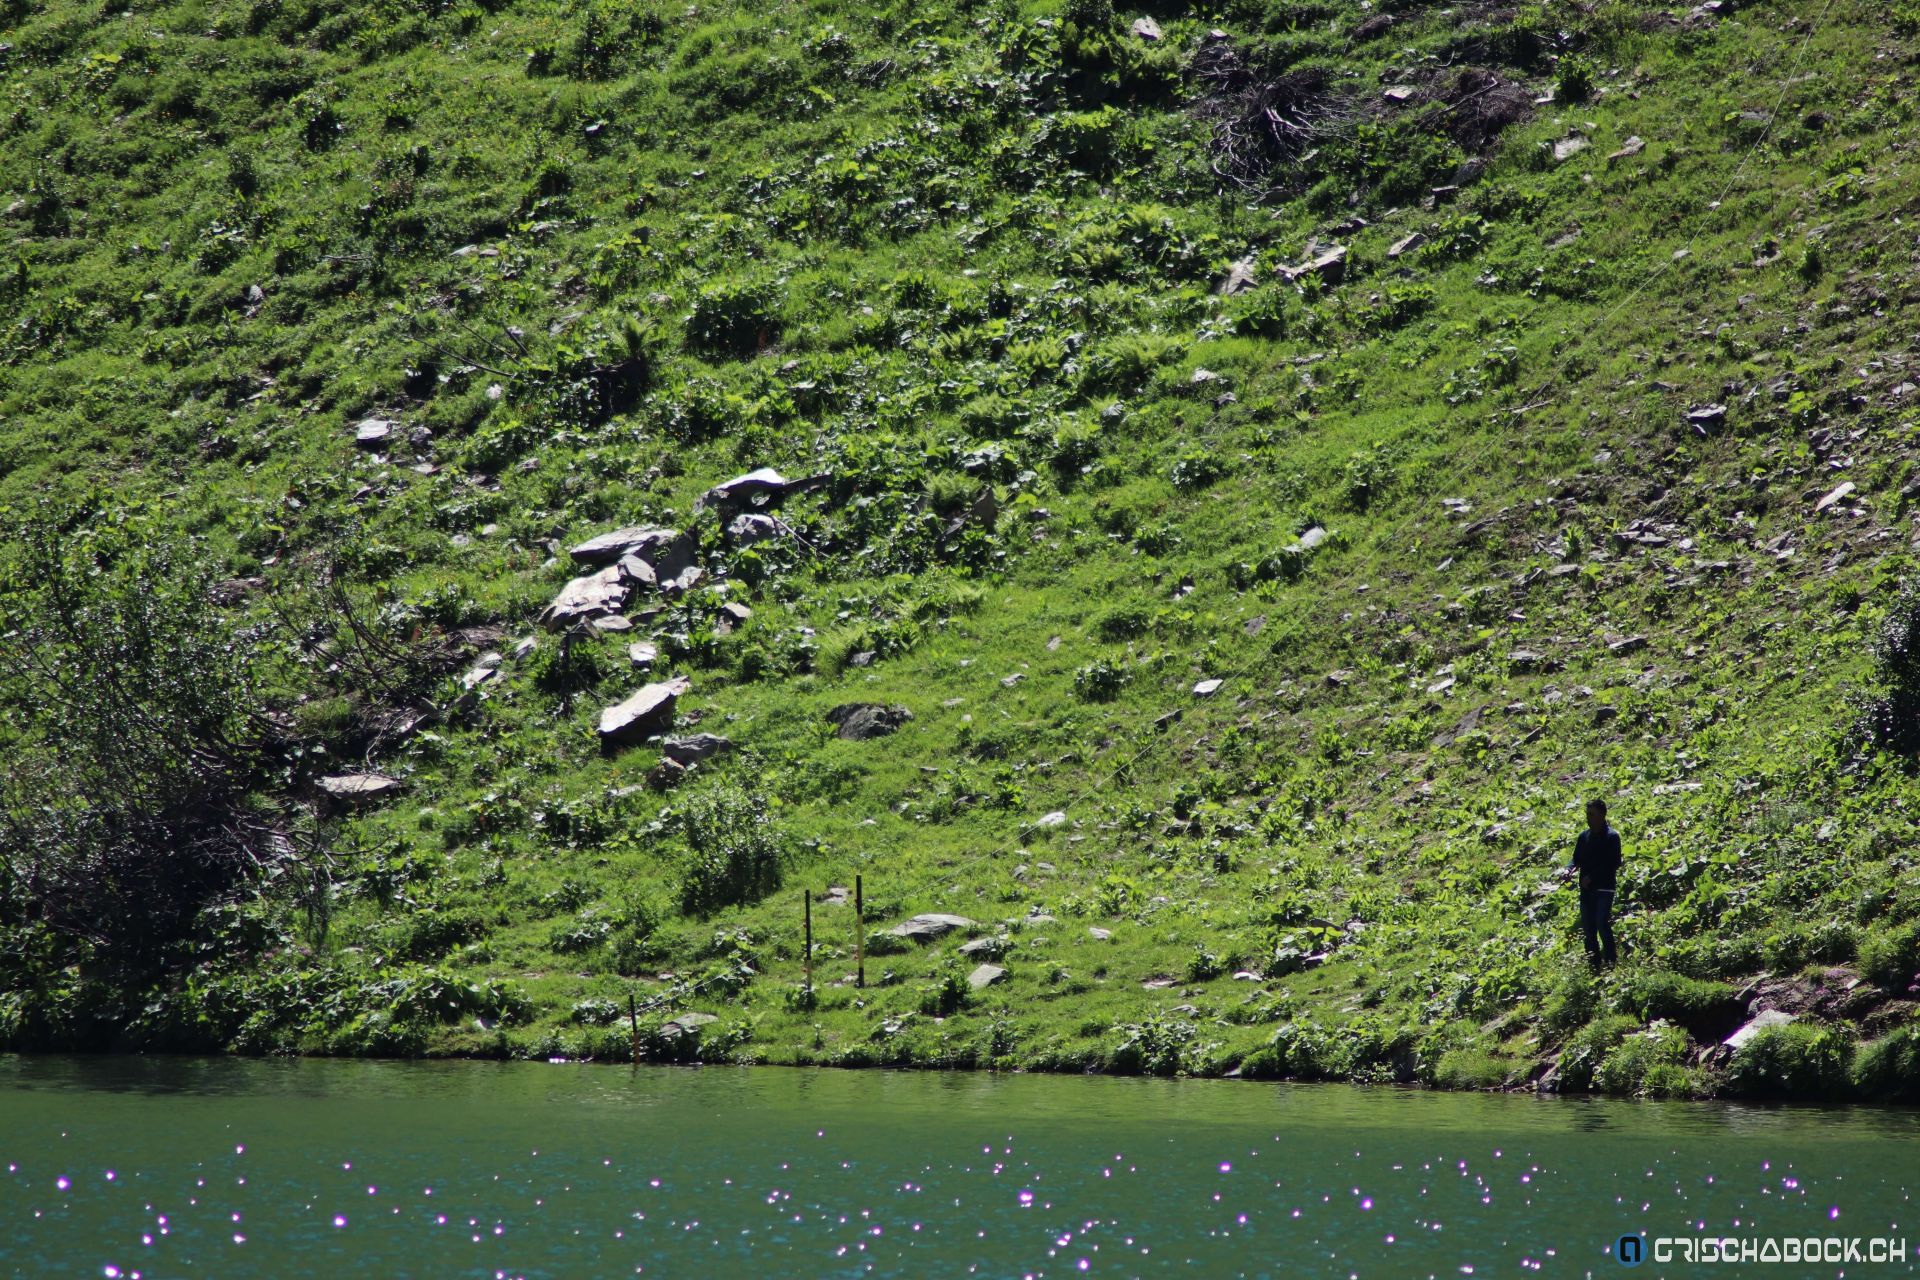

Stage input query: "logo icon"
[{"left": 1617, "top": 1234, "right": 1644, "bottom": 1267}]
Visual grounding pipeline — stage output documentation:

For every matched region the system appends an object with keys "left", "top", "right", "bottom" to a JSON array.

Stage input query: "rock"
[
  {"left": 646, "top": 757, "right": 688, "bottom": 790},
  {"left": 1279, "top": 244, "right": 1347, "bottom": 285},
  {"left": 1000, "top": 673, "right": 1024, "bottom": 688},
  {"left": 318, "top": 773, "right": 402, "bottom": 804},
  {"left": 1354, "top": 12, "right": 1393, "bottom": 38},
  {"left": 353, "top": 418, "right": 393, "bottom": 448},
  {"left": 1217, "top": 256, "right": 1259, "bottom": 296},
  {"left": 1552, "top": 134, "right": 1589, "bottom": 162},
  {"left": 959, "top": 937, "right": 1005, "bottom": 958},
  {"left": 1607, "top": 635, "right": 1649, "bottom": 655},
  {"left": 1292, "top": 525, "right": 1329, "bottom": 552},
  {"left": 1192, "top": 678, "right": 1224, "bottom": 696},
  {"left": 968, "top": 964, "right": 1008, "bottom": 990},
  {"left": 1685, "top": 403, "right": 1727, "bottom": 434},
  {"left": 1034, "top": 810, "right": 1068, "bottom": 828},
  {"left": 628, "top": 640, "right": 659, "bottom": 668},
  {"left": 1508, "top": 649, "right": 1545, "bottom": 671},
  {"left": 720, "top": 601, "right": 752, "bottom": 623},
  {"left": 1607, "top": 135, "right": 1646, "bottom": 162},
  {"left": 569, "top": 525, "right": 686, "bottom": 567},
  {"left": 662, "top": 733, "right": 732, "bottom": 765},
  {"left": 462, "top": 653, "right": 503, "bottom": 690},
  {"left": 1129, "top": 15, "right": 1161, "bottom": 40},
  {"left": 1382, "top": 85, "right": 1416, "bottom": 102},
  {"left": 591, "top": 615, "right": 633, "bottom": 633},
  {"left": 1724, "top": 1009, "right": 1796, "bottom": 1051},
  {"left": 598, "top": 676, "right": 690, "bottom": 747},
  {"left": 826, "top": 703, "right": 913, "bottom": 741},
  {"left": 889, "top": 913, "right": 978, "bottom": 941},
  {"left": 661, "top": 1011, "right": 718, "bottom": 1037},
  {"left": 1088, "top": 927, "right": 1112, "bottom": 941},
  {"left": 541, "top": 565, "right": 631, "bottom": 629},
  {"left": 698, "top": 467, "right": 829, "bottom": 513},
  {"left": 1815, "top": 481, "right": 1856, "bottom": 513},
  {"left": 1325, "top": 668, "right": 1355, "bottom": 687},
  {"left": 1387, "top": 232, "right": 1426, "bottom": 258},
  {"left": 726, "top": 513, "right": 785, "bottom": 545},
  {"left": 1593, "top": 704, "right": 1619, "bottom": 726}
]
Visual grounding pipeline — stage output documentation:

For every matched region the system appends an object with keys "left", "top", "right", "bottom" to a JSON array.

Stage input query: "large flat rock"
[
  {"left": 541, "top": 565, "right": 630, "bottom": 629},
  {"left": 599, "top": 676, "right": 691, "bottom": 747},
  {"left": 888, "top": 913, "right": 978, "bottom": 941},
  {"left": 569, "top": 525, "right": 685, "bottom": 567}
]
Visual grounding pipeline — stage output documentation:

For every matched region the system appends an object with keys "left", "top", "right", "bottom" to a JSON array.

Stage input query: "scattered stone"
[
  {"left": 1034, "top": 811, "right": 1068, "bottom": 828},
  {"left": 317, "top": 773, "right": 402, "bottom": 804},
  {"left": 1279, "top": 244, "right": 1347, "bottom": 285},
  {"left": 1217, "top": 255, "right": 1259, "bottom": 296},
  {"left": 726, "top": 513, "right": 785, "bottom": 545},
  {"left": 820, "top": 886, "right": 852, "bottom": 906},
  {"left": 1325, "top": 669, "right": 1355, "bottom": 687},
  {"left": 959, "top": 937, "right": 1005, "bottom": 958},
  {"left": 721, "top": 601, "right": 753, "bottom": 623},
  {"left": 1685, "top": 403, "right": 1727, "bottom": 434},
  {"left": 662, "top": 733, "right": 732, "bottom": 765},
  {"left": 1507, "top": 649, "right": 1545, "bottom": 671},
  {"left": 889, "top": 913, "right": 978, "bottom": 941},
  {"left": 1142, "top": 976, "right": 1178, "bottom": 989},
  {"left": 1607, "top": 135, "right": 1646, "bottom": 162},
  {"left": 1130, "top": 15, "right": 1161, "bottom": 40},
  {"left": 569, "top": 525, "right": 686, "bottom": 567},
  {"left": 591, "top": 615, "right": 633, "bottom": 634},
  {"left": 1427, "top": 676, "right": 1455, "bottom": 695},
  {"left": 541, "top": 565, "right": 630, "bottom": 629},
  {"left": 646, "top": 757, "right": 688, "bottom": 790},
  {"left": 1000, "top": 673, "right": 1024, "bottom": 688},
  {"left": 826, "top": 703, "right": 913, "bottom": 741},
  {"left": 1244, "top": 615, "right": 1266, "bottom": 637},
  {"left": 1088, "top": 927, "right": 1112, "bottom": 941},
  {"left": 661, "top": 1011, "right": 718, "bottom": 1037},
  {"left": 1593, "top": 704, "right": 1620, "bottom": 726},
  {"left": 628, "top": 640, "right": 659, "bottom": 668},
  {"left": 598, "top": 676, "right": 691, "bottom": 748},
  {"left": 1552, "top": 134, "right": 1589, "bottom": 162},
  {"left": 462, "top": 653, "right": 503, "bottom": 690},
  {"left": 352, "top": 418, "right": 393, "bottom": 448},
  {"left": 1387, "top": 232, "right": 1426, "bottom": 259},
  {"left": 512, "top": 636, "right": 538, "bottom": 660},
  {"left": 1724, "top": 1009, "right": 1795, "bottom": 1050},
  {"left": 1354, "top": 12, "right": 1393, "bottom": 38},
  {"left": 1607, "top": 635, "right": 1649, "bottom": 656},
  {"left": 1231, "top": 970, "right": 1262, "bottom": 981},
  {"left": 1382, "top": 85, "right": 1416, "bottom": 102},
  {"left": 698, "top": 467, "right": 829, "bottom": 513},
  {"left": 1192, "top": 678, "right": 1224, "bottom": 696},
  {"left": 1815, "top": 481, "right": 1856, "bottom": 513},
  {"left": 968, "top": 963, "right": 1008, "bottom": 990}
]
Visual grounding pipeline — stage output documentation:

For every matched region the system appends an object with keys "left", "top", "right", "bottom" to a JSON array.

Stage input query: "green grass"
[{"left": 4, "top": 0, "right": 1920, "bottom": 1099}]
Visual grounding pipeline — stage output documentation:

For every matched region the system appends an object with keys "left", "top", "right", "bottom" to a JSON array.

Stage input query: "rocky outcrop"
[{"left": 599, "top": 677, "right": 690, "bottom": 748}]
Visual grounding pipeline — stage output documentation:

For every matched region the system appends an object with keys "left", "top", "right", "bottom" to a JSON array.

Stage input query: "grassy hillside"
[{"left": 6, "top": 0, "right": 1920, "bottom": 1100}]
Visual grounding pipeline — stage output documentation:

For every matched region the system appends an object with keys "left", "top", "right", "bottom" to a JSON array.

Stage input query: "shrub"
[
  {"left": 1542, "top": 970, "right": 1598, "bottom": 1031},
  {"left": 685, "top": 278, "right": 782, "bottom": 356},
  {"left": 1725, "top": 1024, "right": 1855, "bottom": 1099},
  {"left": 1073, "top": 657, "right": 1131, "bottom": 702},
  {"left": 1555, "top": 1014, "right": 1637, "bottom": 1092},
  {"left": 1852, "top": 580, "right": 1920, "bottom": 756},
  {"left": 676, "top": 788, "right": 786, "bottom": 916},
  {"left": 1619, "top": 970, "right": 1742, "bottom": 1038},
  {"left": 1593, "top": 1021, "right": 1694, "bottom": 1097},
  {"left": 1432, "top": 1048, "right": 1514, "bottom": 1089},
  {"left": 1853, "top": 1026, "right": 1920, "bottom": 1101},
  {"left": 1860, "top": 921, "right": 1920, "bottom": 991}
]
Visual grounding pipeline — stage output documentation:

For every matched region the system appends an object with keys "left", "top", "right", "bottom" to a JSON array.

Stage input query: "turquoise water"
[{"left": 1, "top": 1056, "right": 1916, "bottom": 1278}]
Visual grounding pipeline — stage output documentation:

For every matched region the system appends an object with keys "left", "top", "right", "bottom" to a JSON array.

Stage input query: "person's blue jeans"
[{"left": 1579, "top": 889, "right": 1616, "bottom": 966}]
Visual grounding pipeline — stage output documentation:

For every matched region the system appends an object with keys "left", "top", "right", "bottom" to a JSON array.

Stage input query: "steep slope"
[{"left": 4, "top": 0, "right": 1920, "bottom": 1099}]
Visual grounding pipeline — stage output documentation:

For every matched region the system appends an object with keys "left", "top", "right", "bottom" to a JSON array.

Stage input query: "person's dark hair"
[{"left": 1586, "top": 798, "right": 1608, "bottom": 815}]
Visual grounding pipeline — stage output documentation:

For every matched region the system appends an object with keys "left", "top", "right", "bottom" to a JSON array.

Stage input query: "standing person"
[{"left": 1569, "top": 799, "right": 1622, "bottom": 967}]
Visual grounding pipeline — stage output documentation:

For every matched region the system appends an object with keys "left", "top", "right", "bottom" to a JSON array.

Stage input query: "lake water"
[{"left": 1, "top": 1056, "right": 1915, "bottom": 1278}]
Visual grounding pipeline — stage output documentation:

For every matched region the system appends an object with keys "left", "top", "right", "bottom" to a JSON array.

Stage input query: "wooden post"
[
  {"left": 803, "top": 891, "right": 814, "bottom": 1000},
  {"left": 627, "top": 992, "right": 640, "bottom": 1064},
  {"left": 854, "top": 874, "right": 865, "bottom": 989}
]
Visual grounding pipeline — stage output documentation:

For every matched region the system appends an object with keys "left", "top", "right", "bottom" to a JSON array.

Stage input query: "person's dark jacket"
[{"left": 1571, "top": 827, "right": 1623, "bottom": 891}]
